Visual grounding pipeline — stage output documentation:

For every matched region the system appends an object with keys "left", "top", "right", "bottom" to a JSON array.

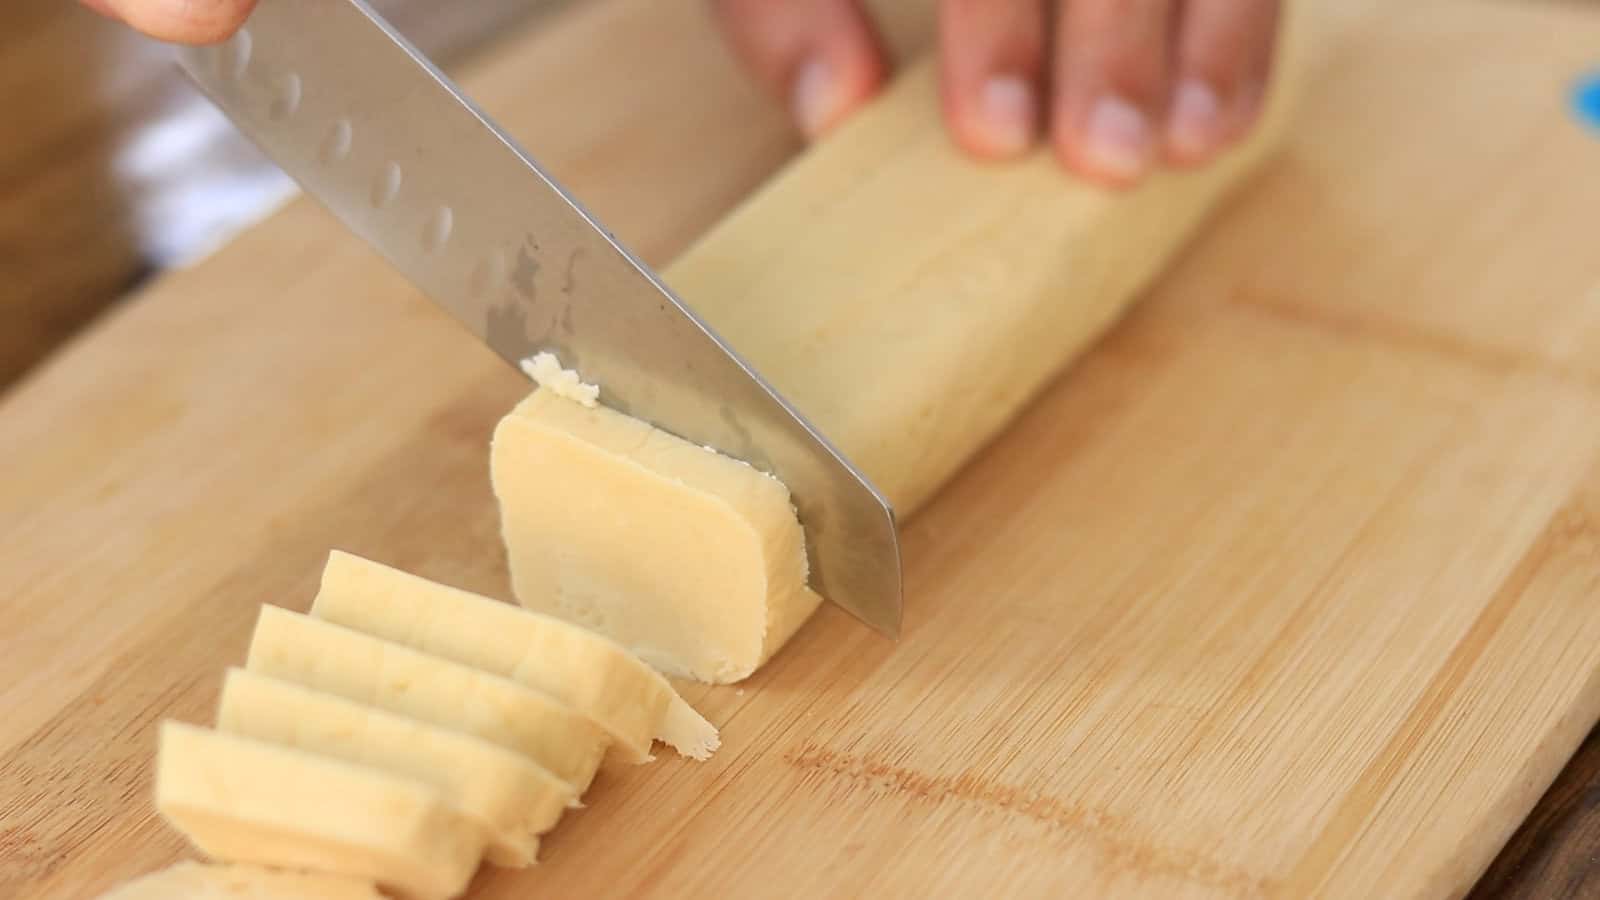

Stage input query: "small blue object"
[{"left": 1575, "top": 71, "right": 1600, "bottom": 132}]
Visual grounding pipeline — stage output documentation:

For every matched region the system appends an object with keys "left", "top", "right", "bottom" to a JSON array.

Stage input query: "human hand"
[
  {"left": 712, "top": 0, "right": 1282, "bottom": 187},
  {"left": 79, "top": 0, "right": 255, "bottom": 45}
]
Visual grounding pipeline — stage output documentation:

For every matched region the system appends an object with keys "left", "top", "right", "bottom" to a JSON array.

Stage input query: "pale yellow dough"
[
  {"left": 492, "top": 389, "right": 820, "bottom": 684},
  {"left": 310, "top": 550, "right": 718, "bottom": 760},
  {"left": 155, "top": 723, "right": 482, "bottom": 900},
  {"left": 245, "top": 605, "right": 608, "bottom": 792},
  {"left": 492, "top": 24, "right": 1298, "bottom": 682},
  {"left": 216, "top": 668, "right": 573, "bottom": 866}
]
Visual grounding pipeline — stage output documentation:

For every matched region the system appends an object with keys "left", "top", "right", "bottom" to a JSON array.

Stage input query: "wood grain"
[
  {"left": 2, "top": 1, "right": 1599, "bottom": 898},
  {"left": 1472, "top": 725, "right": 1600, "bottom": 898}
]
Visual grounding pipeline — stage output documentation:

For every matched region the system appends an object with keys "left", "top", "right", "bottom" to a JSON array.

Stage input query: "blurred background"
[{"left": 0, "top": 0, "right": 576, "bottom": 391}]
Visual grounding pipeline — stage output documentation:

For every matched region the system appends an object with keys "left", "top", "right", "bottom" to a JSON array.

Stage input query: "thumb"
[
  {"left": 83, "top": 0, "right": 256, "bottom": 44},
  {"left": 711, "top": 0, "right": 888, "bottom": 139}
]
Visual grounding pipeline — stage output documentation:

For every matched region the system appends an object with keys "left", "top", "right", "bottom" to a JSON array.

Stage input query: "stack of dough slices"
[{"left": 109, "top": 551, "right": 718, "bottom": 900}]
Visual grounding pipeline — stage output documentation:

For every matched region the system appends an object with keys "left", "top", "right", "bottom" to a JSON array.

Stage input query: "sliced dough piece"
[
  {"left": 216, "top": 668, "right": 573, "bottom": 866},
  {"left": 96, "top": 862, "right": 383, "bottom": 900},
  {"left": 491, "top": 388, "right": 819, "bottom": 684},
  {"left": 155, "top": 722, "right": 482, "bottom": 900},
  {"left": 310, "top": 550, "right": 718, "bottom": 761},
  {"left": 245, "top": 605, "right": 608, "bottom": 792}
]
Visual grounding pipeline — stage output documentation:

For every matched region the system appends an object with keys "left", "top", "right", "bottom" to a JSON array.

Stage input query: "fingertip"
[
  {"left": 166, "top": 22, "right": 247, "bottom": 46},
  {"left": 1164, "top": 74, "right": 1270, "bottom": 166},
  {"left": 108, "top": 0, "right": 255, "bottom": 44},
  {"left": 791, "top": 51, "right": 884, "bottom": 139},
  {"left": 1168, "top": 0, "right": 1281, "bottom": 164},
  {"left": 1050, "top": 0, "right": 1174, "bottom": 187},
  {"left": 1053, "top": 93, "right": 1155, "bottom": 189},
  {"left": 946, "top": 74, "right": 1039, "bottom": 161},
  {"left": 79, "top": 0, "right": 123, "bottom": 22},
  {"left": 714, "top": 0, "right": 888, "bottom": 140},
  {"left": 1053, "top": 149, "right": 1150, "bottom": 190},
  {"left": 1230, "top": 80, "right": 1271, "bottom": 141},
  {"left": 936, "top": 0, "right": 1046, "bottom": 161},
  {"left": 1163, "top": 78, "right": 1226, "bottom": 166}
]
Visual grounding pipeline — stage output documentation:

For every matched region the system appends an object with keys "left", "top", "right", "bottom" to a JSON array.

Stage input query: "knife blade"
[{"left": 172, "top": 0, "right": 902, "bottom": 636}]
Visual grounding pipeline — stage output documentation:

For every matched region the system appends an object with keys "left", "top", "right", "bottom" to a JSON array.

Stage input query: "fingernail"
[
  {"left": 1082, "top": 94, "right": 1153, "bottom": 182},
  {"left": 975, "top": 75, "right": 1037, "bottom": 157},
  {"left": 1167, "top": 78, "right": 1223, "bottom": 159},
  {"left": 792, "top": 58, "right": 843, "bottom": 138}
]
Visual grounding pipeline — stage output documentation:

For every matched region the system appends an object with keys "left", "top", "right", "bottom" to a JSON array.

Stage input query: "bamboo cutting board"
[{"left": 4, "top": 0, "right": 1600, "bottom": 897}]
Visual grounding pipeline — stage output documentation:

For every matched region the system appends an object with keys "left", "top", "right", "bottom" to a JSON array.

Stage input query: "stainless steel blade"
[{"left": 172, "top": 0, "right": 902, "bottom": 636}]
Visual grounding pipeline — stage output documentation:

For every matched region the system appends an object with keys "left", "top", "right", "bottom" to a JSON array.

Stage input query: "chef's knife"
[{"left": 172, "top": 0, "right": 902, "bottom": 636}]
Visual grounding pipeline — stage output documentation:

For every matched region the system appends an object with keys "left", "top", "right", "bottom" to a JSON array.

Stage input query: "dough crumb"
[{"left": 520, "top": 352, "right": 599, "bottom": 407}]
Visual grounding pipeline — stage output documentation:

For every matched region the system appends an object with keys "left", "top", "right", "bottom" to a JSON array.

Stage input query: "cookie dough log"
[{"left": 493, "top": 14, "right": 1303, "bottom": 682}]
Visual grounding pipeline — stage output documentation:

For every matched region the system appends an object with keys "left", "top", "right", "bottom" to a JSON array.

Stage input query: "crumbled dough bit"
[{"left": 520, "top": 351, "right": 599, "bottom": 407}]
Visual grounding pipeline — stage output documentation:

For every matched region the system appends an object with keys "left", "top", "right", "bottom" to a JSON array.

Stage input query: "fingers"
[
  {"left": 82, "top": 0, "right": 256, "bottom": 43},
  {"left": 716, "top": 0, "right": 1280, "bottom": 182},
  {"left": 712, "top": 0, "right": 889, "bottom": 139},
  {"left": 1166, "top": 0, "right": 1281, "bottom": 165},
  {"left": 1049, "top": 0, "right": 1178, "bottom": 187},
  {"left": 937, "top": 0, "right": 1048, "bottom": 160}
]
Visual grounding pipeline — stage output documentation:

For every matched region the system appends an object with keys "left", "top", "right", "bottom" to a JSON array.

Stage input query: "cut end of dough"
[
  {"left": 491, "top": 387, "right": 824, "bottom": 684},
  {"left": 659, "top": 696, "right": 721, "bottom": 761},
  {"left": 484, "top": 836, "right": 541, "bottom": 869},
  {"left": 519, "top": 352, "right": 599, "bottom": 407}
]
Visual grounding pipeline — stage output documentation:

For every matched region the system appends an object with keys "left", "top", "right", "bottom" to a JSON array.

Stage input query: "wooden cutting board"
[{"left": 4, "top": 0, "right": 1599, "bottom": 897}]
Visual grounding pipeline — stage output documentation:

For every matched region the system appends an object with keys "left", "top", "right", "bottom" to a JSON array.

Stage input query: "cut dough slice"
[
  {"left": 491, "top": 387, "right": 819, "bottom": 684},
  {"left": 155, "top": 722, "right": 482, "bottom": 900},
  {"left": 310, "top": 550, "right": 718, "bottom": 761},
  {"left": 95, "top": 862, "right": 383, "bottom": 900},
  {"left": 216, "top": 668, "right": 573, "bottom": 866},
  {"left": 245, "top": 605, "right": 608, "bottom": 792}
]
